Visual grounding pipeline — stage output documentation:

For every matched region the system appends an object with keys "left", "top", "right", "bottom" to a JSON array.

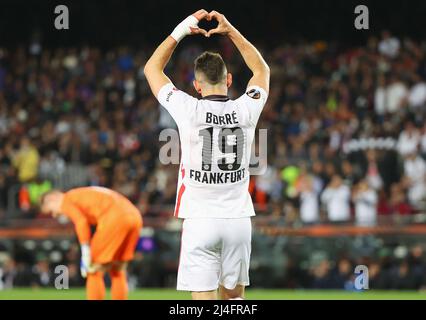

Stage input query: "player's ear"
[
  {"left": 193, "top": 79, "right": 202, "bottom": 94},
  {"left": 226, "top": 73, "right": 232, "bottom": 88}
]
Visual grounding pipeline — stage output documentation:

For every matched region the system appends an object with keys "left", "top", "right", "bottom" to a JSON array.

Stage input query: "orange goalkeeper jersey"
[{"left": 60, "top": 186, "right": 141, "bottom": 244}]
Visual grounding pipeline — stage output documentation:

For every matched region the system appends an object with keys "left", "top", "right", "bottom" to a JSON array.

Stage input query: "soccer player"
[
  {"left": 144, "top": 9, "right": 269, "bottom": 300},
  {"left": 40, "top": 187, "right": 143, "bottom": 300}
]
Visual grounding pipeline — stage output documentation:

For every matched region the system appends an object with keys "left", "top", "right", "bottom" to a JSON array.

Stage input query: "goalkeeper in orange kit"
[{"left": 40, "top": 186, "right": 143, "bottom": 300}]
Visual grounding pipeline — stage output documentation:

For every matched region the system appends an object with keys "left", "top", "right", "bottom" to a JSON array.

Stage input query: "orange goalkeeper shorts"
[{"left": 90, "top": 207, "right": 143, "bottom": 264}]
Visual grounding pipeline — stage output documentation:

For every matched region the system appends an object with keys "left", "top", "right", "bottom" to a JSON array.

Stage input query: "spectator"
[
  {"left": 397, "top": 121, "right": 420, "bottom": 157},
  {"left": 391, "top": 260, "right": 416, "bottom": 290},
  {"left": 374, "top": 74, "right": 387, "bottom": 116},
  {"left": 369, "top": 262, "right": 388, "bottom": 289},
  {"left": 0, "top": 255, "right": 16, "bottom": 289},
  {"left": 295, "top": 174, "right": 320, "bottom": 224},
  {"left": 364, "top": 149, "right": 384, "bottom": 191},
  {"left": 321, "top": 175, "right": 351, "bottom": 222},
  {"left": 352, "top": 179, "right": 378, "bottom": 226},
  {"left": 331, "top": 258, "right": 353, "bottom": 289},
  {"left": 407, "top": 245, "right": 425, "bottom": 289},
  {"left": 402, "top": 152, "right": 426, "bottom": 206},
  {"left": 311, "top": 259, "right": 333, "bottom": 289},
  {"left": 10, "top": 137, "right": 40, "bottom": 183},
  {"left": 378, "top": 30, "right": 400, "bottom": 58},
  {"left": 31, "top": 257, "right": 51, "bottom": 287},
  {"left": 386, "top": 75, "right": 408, "bottom": 114},
  {"left": 407, "top": 74, "right": 426, "bottom": 109},
  {"left": 389, "top": 183, "right": 413, "bottom": 215}
]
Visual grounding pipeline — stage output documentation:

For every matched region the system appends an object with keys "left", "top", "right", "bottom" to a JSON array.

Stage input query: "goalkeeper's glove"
[{"left": 80, "top": 244, "right": 92, "bottom": 278}]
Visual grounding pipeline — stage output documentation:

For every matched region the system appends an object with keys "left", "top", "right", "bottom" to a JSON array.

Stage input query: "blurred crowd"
[
  {"left": 0, "top": 31, "right": 426, "bottom": 226},
  {"left": 1, "top": 239, "right": 425, "bottom": 291},
  {"left": 281, "top": 244, "right": 426, "bottom": 290},
  {"left": 252, "top": 31, "right": 426, "bottom": 225}
]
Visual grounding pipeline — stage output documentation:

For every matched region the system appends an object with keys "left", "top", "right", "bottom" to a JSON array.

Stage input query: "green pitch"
[{"left": 0, "top": 288, "right": 425, "bottom": 300}]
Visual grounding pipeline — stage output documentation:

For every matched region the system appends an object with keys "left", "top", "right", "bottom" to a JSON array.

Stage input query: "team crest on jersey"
[{"left": 246, "top": 88, "right": 261, "bottom": 99}]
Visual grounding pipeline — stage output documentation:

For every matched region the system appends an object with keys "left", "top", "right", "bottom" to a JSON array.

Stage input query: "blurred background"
[{"left": 1, "top": 0, "right": 426, "bottom": 294}]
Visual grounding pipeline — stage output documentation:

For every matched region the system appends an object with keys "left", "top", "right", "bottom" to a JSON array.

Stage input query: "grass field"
[{"left": 0, "top": 288, "right": 425, "bottom": 300}]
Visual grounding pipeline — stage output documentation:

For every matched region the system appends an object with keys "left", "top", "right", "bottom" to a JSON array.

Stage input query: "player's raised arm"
[
  {"left": 207, "top": 11, "right": 270, "bottom": 94},
  {"left": 144, "top": 9, "right": 209, "bottom": 98}
]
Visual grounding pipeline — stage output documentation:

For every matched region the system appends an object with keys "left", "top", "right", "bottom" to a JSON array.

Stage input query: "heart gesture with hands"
[
  {"left": 145, "top": 7, "right": 269, "bottom": 100},
  {"left": 171, "top": 9, "right": 235, "bottom": 42}
]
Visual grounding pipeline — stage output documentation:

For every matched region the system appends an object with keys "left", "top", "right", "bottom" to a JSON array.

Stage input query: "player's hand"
[
  {"left": 190, "top": 9, "right": 210, "bottom": 36},
  {"left": 206, "top": 11, "right": 235, "bottom": 37},
  {"left": 170, "top": 9, "right": 209, "bottom": 42},
  {"left": 80, "top": 244, "right": 92, "bottom": 278}
]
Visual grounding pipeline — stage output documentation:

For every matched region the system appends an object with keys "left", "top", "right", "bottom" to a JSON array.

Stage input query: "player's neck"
[{"left": 201, "top": 86, "right": 228, "bottom": 97}]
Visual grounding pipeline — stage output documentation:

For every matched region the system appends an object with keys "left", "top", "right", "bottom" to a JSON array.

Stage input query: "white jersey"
[
  {"left": 157, "top": 83, "right": 267, "bottom": 219},
  {"left": 300, "top": 191, "right": 319, "bottom": 223},
  {"left": 321, "top": 185, "right": 351, "bottom": 222},
  {"left": 354, "top": 189, "right": 378, "bottom": 227}
]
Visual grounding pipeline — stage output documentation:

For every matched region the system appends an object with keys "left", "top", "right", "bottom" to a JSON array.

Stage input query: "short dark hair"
[{"left": 194, "top": 51, "right": 227, "bottom": 85}]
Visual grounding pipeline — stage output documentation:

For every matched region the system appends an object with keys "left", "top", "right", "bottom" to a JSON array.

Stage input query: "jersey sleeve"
[
  {"left": 61, "top": 197, "right": 91, "bottom": 244},
  {"left": 236, "top": 85, "right": 268, "bottom": 126},
  {"left": 157, "top": 83, "right": 198, "bottom": 126}
]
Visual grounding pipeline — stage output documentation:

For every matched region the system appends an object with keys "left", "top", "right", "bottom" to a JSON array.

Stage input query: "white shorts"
[{"left": 177, "top": 217, "right": 252, "bottom": 292}]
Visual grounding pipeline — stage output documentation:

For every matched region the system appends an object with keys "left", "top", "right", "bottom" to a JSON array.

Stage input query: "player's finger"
[
  {"left": 197, "top": 28, "right": 208, "bottom": 37},
  {"left": 206, "top": 27, "right": 221, "bottom": 37},
  {"left": 193, "top": 9, "right": 208, "bottom": 21},
  {"left": 194, "top": 9, "right": 206, "bottom": 16},
  {"left": 209, "top": 10, "right": 222, "bottom": 21},
  {"left": 190, "top": 27, "right": 208, "bottom": 36}
]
